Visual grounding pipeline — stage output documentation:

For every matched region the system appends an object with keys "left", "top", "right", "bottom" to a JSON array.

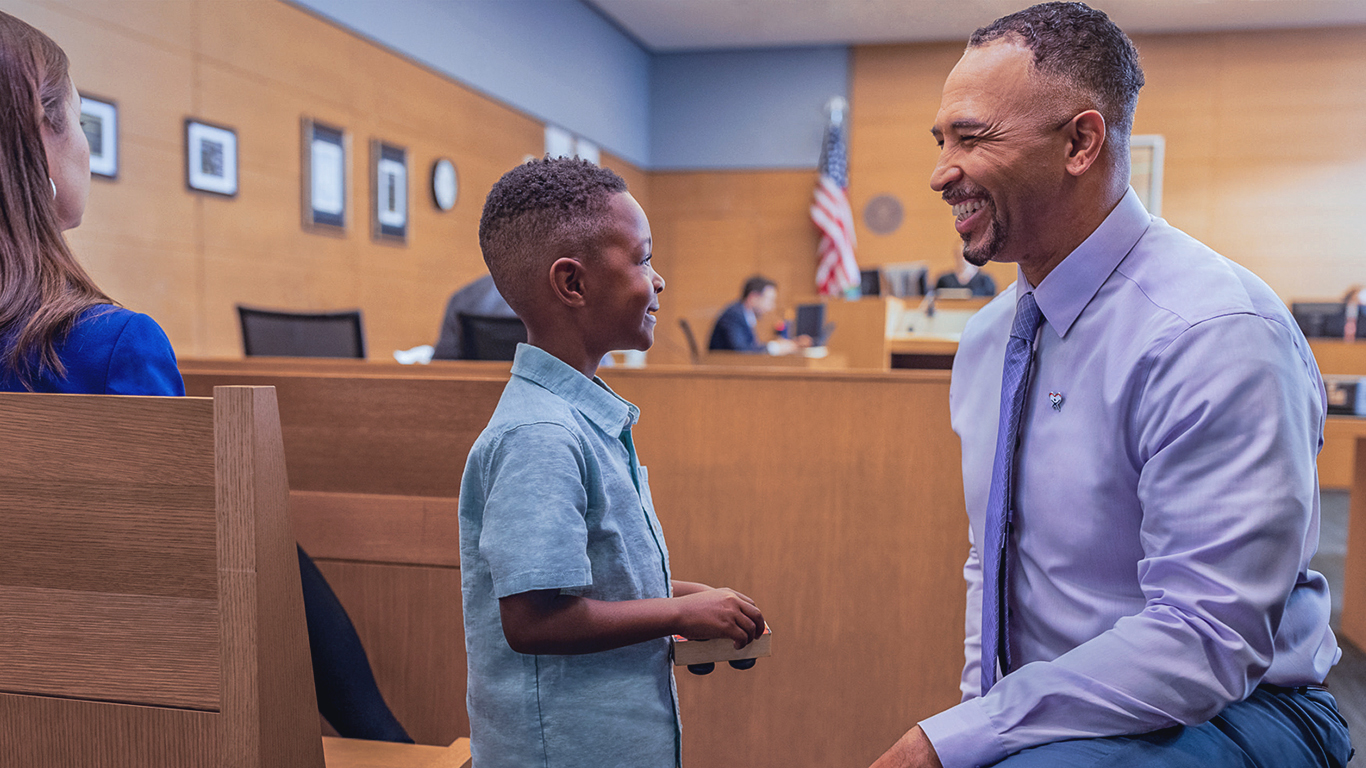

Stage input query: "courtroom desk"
[
  {"left": 822, "top": 296, "right": 905, "bottom": 369},
  {"left": 1310, "top": 339, "right": 1366, "bottom": 376},
  {"left": 1307, "top": 345, "right": 1366, "bottom": 492},
  {"left": 822, "top": 297, "right": 985, "bottom": 370},
  {"left": 888, "top": 334, "right": 959, "bottom": 370},
  {"left": 180, "top": 356, "right": 512, "bottom": 378},
  {"left": 1337, "top": 417, "right": 1366, "bottom": 653},
  {"left": 1309, "top": 341, "right": 1366, "bottom": 490},
  {"left": 698, "top": 349, "right": 847, "bottom": 369},
  {"left": 182, "top": 361, "right": 969, "bottom": 767}
]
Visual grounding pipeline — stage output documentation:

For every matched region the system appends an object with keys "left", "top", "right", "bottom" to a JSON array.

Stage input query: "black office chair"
[
  {"left": 678, "top": 318, "right": 701, "bottom": 364},
  {"left": 1291, "top": 302, "right": 1354, "bottom": 339},
  {"left": 237, "top": 305, "right": 366, "bottom": 358},
  {"left": 457, "top": 313, "right": 527, "bottom": 361}
]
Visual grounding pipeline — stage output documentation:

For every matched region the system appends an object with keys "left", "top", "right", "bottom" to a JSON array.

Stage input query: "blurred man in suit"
[
  {"left": 432, "top": 274, "right": 518, "bottom": 360},
  {"left": 708, "top": 275, "right": 807, "bottom": 354}
]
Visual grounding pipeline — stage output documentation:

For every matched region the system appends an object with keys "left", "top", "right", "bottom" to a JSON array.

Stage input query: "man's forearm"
[{"left": 870, "top": 726, "right": 943, "bottom": 768}]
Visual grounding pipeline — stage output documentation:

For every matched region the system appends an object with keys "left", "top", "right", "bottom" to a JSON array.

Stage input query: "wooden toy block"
[{"left": 672, "top": 624, "right": 772, "bottom": 669}]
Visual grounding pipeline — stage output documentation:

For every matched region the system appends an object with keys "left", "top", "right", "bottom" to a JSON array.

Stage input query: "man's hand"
[{"left": 870, "top": 726, "right": 943, "bottom": 768}]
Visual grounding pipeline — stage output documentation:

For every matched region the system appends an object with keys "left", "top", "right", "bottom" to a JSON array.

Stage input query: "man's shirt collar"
[{"left": 1022, "top": 187, "right": 1152, "bottom": 339}]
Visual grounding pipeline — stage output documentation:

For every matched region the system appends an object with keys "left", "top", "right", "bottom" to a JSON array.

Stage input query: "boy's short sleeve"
[{"left": 480, "top": 422, "right": 594, "bottom": 599}]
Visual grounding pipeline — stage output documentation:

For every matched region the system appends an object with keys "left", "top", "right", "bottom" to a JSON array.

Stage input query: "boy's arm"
[
  {"left": 671, "top": 580, "right": 711, "bottom": 596},
  {"left": 500, "top": 587, "right": 764, "bottom": 656}
]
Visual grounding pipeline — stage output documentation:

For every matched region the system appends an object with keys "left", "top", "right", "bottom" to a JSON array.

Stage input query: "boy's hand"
[{"left": 674, "top": 588, "right": 765, "bottom": 649}]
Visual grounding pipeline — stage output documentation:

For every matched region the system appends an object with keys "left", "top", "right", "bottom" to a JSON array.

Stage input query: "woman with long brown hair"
[
  {"left": 0, "top": 11, "right": 414, "bottom": 743},
  {"left": 0, "top": 11, "right": 181, "bottom": 394}
]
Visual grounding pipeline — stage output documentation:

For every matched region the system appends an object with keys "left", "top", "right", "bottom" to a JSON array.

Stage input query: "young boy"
[{"left": 459, "top": 158, "right": 766, "bottom": 767}]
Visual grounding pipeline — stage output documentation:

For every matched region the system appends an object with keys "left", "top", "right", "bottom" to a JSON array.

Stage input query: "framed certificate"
[
  {"left": 302, "top": 117, "right": 347, "bottom": 232},
  {"left": 79, "top": 94, "right": 117, "bottom": 179},
  {"left": 1130, "top": 135, "right": 1165, "bottom": 217},
  {"left": 370, "top": 140, "right": 407, "bottom": 243},
  {"left": 184, "top": 119, "right": 238, "bottom": 197}
]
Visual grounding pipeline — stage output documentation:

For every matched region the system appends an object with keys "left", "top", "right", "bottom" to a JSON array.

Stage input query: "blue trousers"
[{"left": 995, "top": 687, "right": 1353, "bottom": 768}]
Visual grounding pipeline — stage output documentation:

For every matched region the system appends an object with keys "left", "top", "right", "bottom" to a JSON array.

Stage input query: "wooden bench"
[
  {"left": 0, "top": 386, "right": 468, "bottom": 768},
  {"left": 180, "top": 359, "right": 968, "bottom": 767}
]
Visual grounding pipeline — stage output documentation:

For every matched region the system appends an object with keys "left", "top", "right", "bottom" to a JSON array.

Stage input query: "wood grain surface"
[
  {"left": 0, "top": 387, "right": 326, "bottom": 766},
  {"left": 0, "top": 394, "right": 220, "bottom": 712},
  {"left": 313, "top": 559, "right": 469, "bottom": 747},
  {"left": 214, "top": 386, "right": 326, "bottom": 767},
  {"left": 323, "top": 736, "right": 471, "bottom": 768},
  {"left": 1342, "top": 438, "right": 1366, "bottom": 652},
  {"left": 186, "top": 372, "right": 508, "bottom": 497},
  {"left": 0, "top": 694, "right": 218, "bottom": 767},
  {"left": 293, "top": 492, "right": 461, "bottom": 567}
]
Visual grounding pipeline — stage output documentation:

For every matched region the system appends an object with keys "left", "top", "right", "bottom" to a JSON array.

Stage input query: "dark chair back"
[
  {"left": 678, "top": 318, "right": 700, "bottom": 364},
  {"left": 457, "top": 313, "right": 527, "bottom": 361},
  {"left": 1291, "top": 302, "right": 1346, "bottom": 338},
  {"left": 238, "top": 305, "right": 366, "bottom": 358}
]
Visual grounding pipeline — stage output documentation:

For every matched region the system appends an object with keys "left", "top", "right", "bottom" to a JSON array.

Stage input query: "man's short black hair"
[
  {"left": 478, "top": 157, "right": 628, "bottom": 314},
  {"left": 741, "top": 275, "right": 776, "bottom": 301},
  {"left": 971, "top": 2, "right": 1144, "bottom": 150}
]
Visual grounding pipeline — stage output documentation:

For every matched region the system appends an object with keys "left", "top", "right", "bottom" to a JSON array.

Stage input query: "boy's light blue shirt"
[{"left": 459, "top": 344, "right": 680, "bottom": 768}]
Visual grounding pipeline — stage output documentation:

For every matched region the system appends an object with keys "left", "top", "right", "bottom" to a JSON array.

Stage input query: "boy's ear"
[{"left": 549, "top": 257, "right": 588, "bottom": 308}]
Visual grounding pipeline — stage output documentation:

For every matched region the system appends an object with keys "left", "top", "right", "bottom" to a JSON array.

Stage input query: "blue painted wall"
[
  {"left": 650, "top": 46, "right": 850, "bottom": 170},
  {"left": 290, "top": 0, "right": 653, "bottom": 167},
  {"left": 290, "top": 1, "right": 850, "bottom": 170}
]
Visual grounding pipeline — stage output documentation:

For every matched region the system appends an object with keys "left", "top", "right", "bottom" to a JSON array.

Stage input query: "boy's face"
[{"left": 591, "top": 192, "right": 663, "bottom": 352}]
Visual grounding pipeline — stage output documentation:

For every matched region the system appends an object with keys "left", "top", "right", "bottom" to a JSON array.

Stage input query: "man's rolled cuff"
[{"left": 918, "top": 698, "right": 1008, "bottom": 768}]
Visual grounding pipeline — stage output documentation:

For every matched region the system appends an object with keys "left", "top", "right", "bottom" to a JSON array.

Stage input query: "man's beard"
[{"left": 961, "top": 205, "right": 1006, "bottom": 267}]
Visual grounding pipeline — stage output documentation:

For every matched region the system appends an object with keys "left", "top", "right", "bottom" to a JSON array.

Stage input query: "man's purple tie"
[{"left": 980, "top": 290, "right": 1043, "bottom": 695}]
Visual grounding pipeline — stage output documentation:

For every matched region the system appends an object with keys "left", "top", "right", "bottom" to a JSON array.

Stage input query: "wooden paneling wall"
[
  {"left": 849, "top": 27, "right": 1366, "bottom": 298},
  {"left": 10, "top": 0, "right": 643, "bottom": 360},
  {"left": 18, "top": 3, "right": 1360, "bottom": 365}
]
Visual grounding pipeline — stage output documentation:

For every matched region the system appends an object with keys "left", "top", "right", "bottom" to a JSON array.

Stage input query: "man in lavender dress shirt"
[{"left": 872, "top": 3, "right": 1353, "bottom": 767}]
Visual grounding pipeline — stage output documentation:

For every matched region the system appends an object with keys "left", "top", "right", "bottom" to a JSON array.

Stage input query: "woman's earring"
[{"left": 50, "top": 178, "right": 57, "bottom": 199}]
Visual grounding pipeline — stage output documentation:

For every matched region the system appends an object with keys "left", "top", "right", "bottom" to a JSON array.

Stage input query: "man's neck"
[{"left": 1018, "top": 182, "right": 1127, "bottom": 287}]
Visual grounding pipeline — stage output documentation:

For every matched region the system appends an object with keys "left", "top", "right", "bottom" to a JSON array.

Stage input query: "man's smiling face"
[{"left": 930, "top": 40, "right": 1076, "bottom": 271}]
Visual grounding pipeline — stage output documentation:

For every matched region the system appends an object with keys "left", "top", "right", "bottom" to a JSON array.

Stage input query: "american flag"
[{"left": 812, "top": 108, "right": 858, "bottom": 296}]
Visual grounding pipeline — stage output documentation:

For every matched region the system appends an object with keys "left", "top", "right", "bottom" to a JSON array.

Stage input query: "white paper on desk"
[{"left": 311, "top": 139, "right": 344, "bottom": 215}]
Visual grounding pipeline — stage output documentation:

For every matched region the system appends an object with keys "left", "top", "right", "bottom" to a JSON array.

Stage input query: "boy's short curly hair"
[{"left": 478, "top": 157, "right": 628, "bottom": 314}]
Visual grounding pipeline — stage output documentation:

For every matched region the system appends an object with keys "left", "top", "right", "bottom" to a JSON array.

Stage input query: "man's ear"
[
  {"left": 1063, "top": 109, "right": 1106, "bottom": 177},
  {"left": 549, "top": 257, "right": 588, "bottom": 308}
]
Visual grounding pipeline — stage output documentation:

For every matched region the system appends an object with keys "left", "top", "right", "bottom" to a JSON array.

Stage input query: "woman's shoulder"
[
  {"left": 72, "top": 304, "right": 151, "bottom": 336},
  {"left": 63, "top": 305, "right": 184, "bottom": 396}
]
